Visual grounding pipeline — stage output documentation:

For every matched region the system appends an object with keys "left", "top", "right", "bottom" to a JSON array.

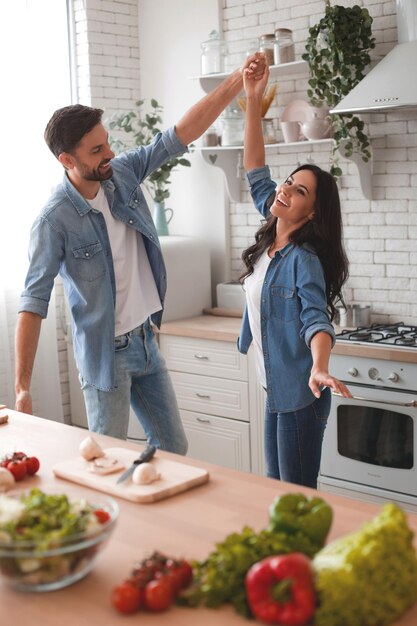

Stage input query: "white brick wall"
[{"left": 73, "top": 0, "right": 140, "bottom": 115}]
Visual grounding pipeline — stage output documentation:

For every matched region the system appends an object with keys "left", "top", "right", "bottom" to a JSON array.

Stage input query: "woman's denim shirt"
[
  {"left": 238, "top": 166, "right": 335, "bottom": 413},
  {"left": 19, "top": 128, "right": 187, "bottom": 391}
]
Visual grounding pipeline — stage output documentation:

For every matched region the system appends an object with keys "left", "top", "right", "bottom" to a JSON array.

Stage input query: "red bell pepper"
[{"left": 245, "top": 553, "right": 315, "bottom": 625}]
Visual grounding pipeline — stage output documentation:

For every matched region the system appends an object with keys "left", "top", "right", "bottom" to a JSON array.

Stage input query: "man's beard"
[{"left": 77, "top": 159, "right": 113, "bottom": 181}]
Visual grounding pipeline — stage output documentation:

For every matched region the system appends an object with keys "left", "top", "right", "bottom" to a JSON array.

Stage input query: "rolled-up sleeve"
[
  {"left": 296, "top": 252, "right": 335, "bottom": 349},
  {"left": 18, "top": 217, "right": 63, "bottom": 318}
]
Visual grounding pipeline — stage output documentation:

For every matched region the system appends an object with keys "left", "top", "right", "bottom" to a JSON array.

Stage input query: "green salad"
[
  {"left": 0, "top": 488, "right": 102, "bottom": 549},
  {"left": 0, "top": 488, "right": 113, "bottom": 589}
]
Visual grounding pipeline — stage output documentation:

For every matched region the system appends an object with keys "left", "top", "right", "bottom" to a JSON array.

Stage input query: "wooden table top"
[{"left": 1, "top": 410, "right": 417, "bottom": 625}]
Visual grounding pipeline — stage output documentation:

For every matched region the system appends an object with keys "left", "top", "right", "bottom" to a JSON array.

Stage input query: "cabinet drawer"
[
  {"left": 181, "top": 409, "right": 251, "bottom": 472},
  {"left": 171, "top": 371, "right": 249, "bottom": 422},
  {"left": 159, "top": 335, "right": 247, "bottom": 381}
]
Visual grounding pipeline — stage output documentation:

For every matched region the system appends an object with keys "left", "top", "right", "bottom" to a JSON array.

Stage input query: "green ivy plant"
[
  {"left": 107, "top": 99, "right": 191, "bottom": 203},
  {"left": 302, "top": 2, "right": 375, "bottom": 177}
]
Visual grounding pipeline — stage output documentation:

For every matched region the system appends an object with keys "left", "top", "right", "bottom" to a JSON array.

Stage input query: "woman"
[{"left": 238, "top": 61, "right": 352, "bottom": 488}]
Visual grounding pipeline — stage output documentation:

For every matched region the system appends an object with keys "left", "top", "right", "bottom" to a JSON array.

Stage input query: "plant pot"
[{"left": 153, "top": 201, "right": 173, "bottom": 237}]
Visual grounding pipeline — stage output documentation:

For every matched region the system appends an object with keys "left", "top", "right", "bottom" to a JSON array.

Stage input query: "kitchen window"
[{"left": 0, "top": 0, "right": 72, "bottom": 417}]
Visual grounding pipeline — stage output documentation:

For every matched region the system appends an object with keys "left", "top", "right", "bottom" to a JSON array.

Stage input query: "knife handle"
[{"left": 133, "top": 445, "right": 156, "bottom": 465}]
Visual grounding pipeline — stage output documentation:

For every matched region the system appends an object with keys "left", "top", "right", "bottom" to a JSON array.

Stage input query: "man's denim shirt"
[
  {"left": 19, "top": 128, "right": 187, "bottom": 391},
  {"left": 238, "top": 166, "right": 335, "bottom": 413}
]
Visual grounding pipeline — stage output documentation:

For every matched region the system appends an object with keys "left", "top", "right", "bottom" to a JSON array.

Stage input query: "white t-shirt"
[
  {"left": 244, "top": 249, "right": 272, "bottom": 388},
  {"left": 89, "top": 186, "right": 162, "bottom": 336}
]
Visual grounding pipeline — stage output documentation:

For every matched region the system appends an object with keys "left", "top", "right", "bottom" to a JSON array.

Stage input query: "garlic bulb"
[
  {"left": 79, "top": 436, "right": 105, "bottom": 461},
  {"left": 132, "top": 462, "right": 160, "bottom": 485},
  {"left": 0, "top": 468, "right": 15, "bottom": 492}
]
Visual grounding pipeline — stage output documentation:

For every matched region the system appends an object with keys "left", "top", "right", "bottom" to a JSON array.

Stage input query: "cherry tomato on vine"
[
  {"left": 111, "top": 581, "right": 143, "bottom": 614},
  {"left": 25, "top": 456, "right": 40, "bottom": 475},
  {"left": 7, "top": 460, "right": 27, "bottom": 481},
  {"left": 144, "top": 577, "right": 174, "bottom": 612},
  {"left": 176, "top": 559, "right": 193, "bottom": 588}
]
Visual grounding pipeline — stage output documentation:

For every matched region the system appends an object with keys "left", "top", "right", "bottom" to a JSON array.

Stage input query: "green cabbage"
[{"left": 313, "top": 503, "right": 417, "bottom": 626}]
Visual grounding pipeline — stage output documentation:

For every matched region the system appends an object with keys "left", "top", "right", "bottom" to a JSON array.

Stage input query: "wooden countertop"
[
  {"left": 159, "top": 315, "right": 417, "bottom": 363},
  {"left": 2, "top": 411, "right": 417, "bottom": 625}
]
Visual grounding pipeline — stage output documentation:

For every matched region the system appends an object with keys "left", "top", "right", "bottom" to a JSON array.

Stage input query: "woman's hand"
[
  {"left": 242, "top": 52, "right": 269, "bottom": 98},
  {"left": 309, "top": 369, "right": 353, "bottom": 399}
]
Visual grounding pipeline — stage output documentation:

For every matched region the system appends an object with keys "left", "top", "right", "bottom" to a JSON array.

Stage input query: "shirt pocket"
[
  {"left": 271, "top": 285, "right": 298, "bottom": 322},
  {"left": 72, "top": 242, "right": 106, "bottom": 282}
]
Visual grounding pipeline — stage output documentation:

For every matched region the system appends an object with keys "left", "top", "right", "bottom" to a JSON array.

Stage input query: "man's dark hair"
[{"left": 44, "top": 104, "right": 104, "bottom": 159}]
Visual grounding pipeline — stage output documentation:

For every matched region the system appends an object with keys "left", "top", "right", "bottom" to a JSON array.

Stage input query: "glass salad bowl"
[{"left": 0, "top": 488, "right": 119, "bottom": 592}]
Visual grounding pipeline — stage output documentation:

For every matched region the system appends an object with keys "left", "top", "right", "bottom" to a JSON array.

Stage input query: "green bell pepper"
[{"left": 268, "top": 493, "right": 332, "bottom": 548}]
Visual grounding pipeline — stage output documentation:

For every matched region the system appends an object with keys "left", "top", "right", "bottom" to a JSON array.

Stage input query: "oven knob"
[
  {"left": 388, "top": 372, "right": 399, "bottom": 383},
  {"left": 368, "top": 367, "right": 380, "bottom": 381},
  {"left": 347, "top": 367, "right": 358, "bottom": 377}
]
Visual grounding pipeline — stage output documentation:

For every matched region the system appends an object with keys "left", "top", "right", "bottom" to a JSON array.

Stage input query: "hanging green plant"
[
  {"left": 107, "top": 99, "right": 191, "bottom": 203},
  {"left": 302, "top": 1, "right": 375, "bottom": 177}
]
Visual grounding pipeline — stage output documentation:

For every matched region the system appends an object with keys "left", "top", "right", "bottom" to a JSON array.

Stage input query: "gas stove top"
[{"left": 336, "top": 323, "right": 417, "bottom": 350}]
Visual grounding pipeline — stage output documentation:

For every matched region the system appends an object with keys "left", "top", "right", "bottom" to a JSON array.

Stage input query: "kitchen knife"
[{"left": 116, "top": 444, "right": 157, "bottom": 484}]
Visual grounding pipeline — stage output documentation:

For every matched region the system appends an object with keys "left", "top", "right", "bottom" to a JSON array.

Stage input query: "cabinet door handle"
[
  {"left": 196, "top": 393, "right": 210, "bottom": 399},
  {"left": 196, "top": 417, "right": 211, "bottom": 423},
  {"left": 194, "top": 354, "right": 209, "bottom": 360}
]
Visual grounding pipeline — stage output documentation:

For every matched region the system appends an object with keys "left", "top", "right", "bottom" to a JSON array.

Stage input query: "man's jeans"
[
  {"left": 264, "top": 387, "right": 331, "bottom": 488},
  {"left": 81, "top": 320, "right": 188, "bottom": 455}
]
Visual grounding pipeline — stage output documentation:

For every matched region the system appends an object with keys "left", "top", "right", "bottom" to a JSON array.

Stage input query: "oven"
[{"left": 318, "top": 323, "right": 417, "bottom": 513}]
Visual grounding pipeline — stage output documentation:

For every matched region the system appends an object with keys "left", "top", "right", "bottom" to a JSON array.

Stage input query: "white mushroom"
[
  {"left": 79, "top": 436, "right": 105, "bottom": 461},
  {"left": 132, "top": 462, "right": 160, "bottom": 485},
  {"left": 0, "top": 468, "right": 15, "bottom": 493},
  {"left": 89, "top": 456, "right": 125, "bottom": 475}
]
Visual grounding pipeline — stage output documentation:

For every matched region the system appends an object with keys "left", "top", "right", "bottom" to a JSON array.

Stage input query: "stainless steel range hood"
[{"left": 331, "top": 0, "right": 417, "bottom": 114}]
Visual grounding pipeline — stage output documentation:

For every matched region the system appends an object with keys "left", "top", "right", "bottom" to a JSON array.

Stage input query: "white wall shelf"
[
  {"left": 191, "top": 60, "right": 373, "bottom": 200},
  {"left": 190, "top": 60, "right": 309, "bottom": 94},
  {"left": 191, "top": 139, "right": 334, "bottom": 202}
]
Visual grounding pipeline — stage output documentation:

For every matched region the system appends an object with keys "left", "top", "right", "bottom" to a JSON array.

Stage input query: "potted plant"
[
  {"left": 302, "top": 2, "right": 375, "bottom": 177},
  {"left": 107, "top": 99, "right": 191, "bottom": 235}
]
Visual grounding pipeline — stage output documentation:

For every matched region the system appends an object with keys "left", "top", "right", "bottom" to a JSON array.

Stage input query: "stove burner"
[
  {"left": 395, "top": 336, "right": 417, "bottom": 346},
  {"left": 349, "top": 331, "right": 372, "bottom": 341},
  {"left": 336, "top": 322, "right": 417, "bottom": 349}
]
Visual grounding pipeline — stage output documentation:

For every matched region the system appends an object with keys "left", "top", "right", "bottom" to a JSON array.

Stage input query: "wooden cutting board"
[{"left": 52, "top": 447, "right": 209, "bottom": 503}]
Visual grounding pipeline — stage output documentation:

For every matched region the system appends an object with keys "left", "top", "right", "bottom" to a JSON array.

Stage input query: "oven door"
[{"left": 319, "top": 385, "right": 417, "bottom": 496}]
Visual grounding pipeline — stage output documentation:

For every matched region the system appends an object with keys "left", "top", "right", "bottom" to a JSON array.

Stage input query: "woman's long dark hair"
[{"left": 240, "top": 164, "right": 349, "bottom": 320}]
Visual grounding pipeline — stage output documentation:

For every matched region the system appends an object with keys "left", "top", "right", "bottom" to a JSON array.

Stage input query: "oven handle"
[{"left": 332, "top": 391, "right": 417, "bottom": 408}]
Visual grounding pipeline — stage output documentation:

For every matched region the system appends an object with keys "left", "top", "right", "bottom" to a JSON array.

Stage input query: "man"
[{"left": 15, "top": 53, "right": 266, "bottom": 453}]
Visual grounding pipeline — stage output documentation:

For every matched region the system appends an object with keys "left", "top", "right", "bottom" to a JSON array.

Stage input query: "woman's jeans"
[
  {"left": 264, "top": 387, "right": 331, "bottom": 488},
  {"left": 81, "top": 320, "right": 188, "bottom": 455}
]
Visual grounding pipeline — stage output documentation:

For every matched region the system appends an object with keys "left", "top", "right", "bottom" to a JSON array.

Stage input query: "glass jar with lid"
[
  {"left": 220, "top": 108, "right": 244, "bottom": 146},
  {"left": 274, "top": 28, "right": 295, "bottom": 65},
  {"left": 261, "top": 118, "right": 276, "bottom": 144},
  {"left": 200, "top": 30, "right": 227, "bottom": 75},
  {"left": 259, "top": 33, "right": 275, "bottom": 66}
]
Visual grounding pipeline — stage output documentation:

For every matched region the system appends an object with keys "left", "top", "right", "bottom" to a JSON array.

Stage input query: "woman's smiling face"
[{"left": 270, "top": 169, "right": 317, "bottom": 230}]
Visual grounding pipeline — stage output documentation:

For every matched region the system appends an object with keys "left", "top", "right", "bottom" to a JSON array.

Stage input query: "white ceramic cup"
[{"left": 280, "top": 121, "right": 302, "bottom": 143}]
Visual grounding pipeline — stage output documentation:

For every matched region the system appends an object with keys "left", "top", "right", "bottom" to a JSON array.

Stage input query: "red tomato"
[
  {"left": 161, "top": 568, "right": 182, "bottom": 595},
  {"left": 144, "top": 577, "right": 174, "bottom": 612},
  {"left": 176, "top": 559, "right": 193, "bottom": 588},
  {"left": 7, "top": 460, "right": 27, "bottom": 481},
  {"left": 25, "top": 456, "right": 40, "bottom": 476},
  {"left": 111, "top": 582, "right": 143, "bottom": 614},
  {"left": 94, "top": 509, "right": 110, "bottom": 524}
]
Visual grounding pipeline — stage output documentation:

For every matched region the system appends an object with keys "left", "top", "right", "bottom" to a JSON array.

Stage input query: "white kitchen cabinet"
[
  {"left": 180, "top": 409, "right": 250, "bottom": 471},
  {"left": 159, "top": 334, "right": 253, "bottom": 472}
]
